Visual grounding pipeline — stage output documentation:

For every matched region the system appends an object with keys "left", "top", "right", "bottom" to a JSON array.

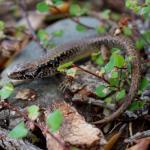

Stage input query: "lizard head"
[{"left": 8, "top": 63, "right": 38, "bottom": 80}]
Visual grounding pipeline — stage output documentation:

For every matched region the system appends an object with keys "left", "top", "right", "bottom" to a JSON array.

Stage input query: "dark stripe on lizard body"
[{"left": 8, "top": 34, "right": 141, "bottom": 124}]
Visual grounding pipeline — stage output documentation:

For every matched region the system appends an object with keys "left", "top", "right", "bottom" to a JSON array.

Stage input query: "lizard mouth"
[
  {"left": 8, "top": 69, "right": 36, "bottom": 80},
  {"left": 7, "top": 71, "right": 23, "bottom": 80},
  {"left": 7, "top": 64, "right": 26, "bottom": 80},
  {"left": 7, "top": 63, "right": 36, "bottom": 80}
]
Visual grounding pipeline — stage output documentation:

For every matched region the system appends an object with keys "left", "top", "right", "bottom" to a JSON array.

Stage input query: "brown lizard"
[{"left": 8, "top": 34, "right": 141, "bottom": 124}]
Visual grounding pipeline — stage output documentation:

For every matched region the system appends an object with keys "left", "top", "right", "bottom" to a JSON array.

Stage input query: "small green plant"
[
  {"left": 76, "top": 24, "right": 87, "bottom": 32},
  {"left": 0, "top": 84, "right": 64, "bottom": 141},
  {"left": 46, "top": 109, "right": 63, "bottom": 132},
  {"left": 93, "top": 47, "right": 148, "bottom": 111},
  {"left": 9, "top": 122, "right": 28, "bottom": 139},
  {"left": 136, "top": 29, "right": 150, "bottom": 50},
  {"left": 125, "top": 0, "right": 150, "bottom": 19},
  {"left": 69, "top": 4, "right": 87, "bottom": 16},
  {"left": 37, "top": 29, "right": 49, "bottom": 46},
  {"left": 36, "top": 2, "right": 49, "bottom": 12},
  {"left": 95, "top": 50, "right": 126, "bottom": 100},
  {"left": 27, "top": 105, "right": 40, "bottom": 120},
  {"left": 8, "top": 106, "right": 64, "bottom": 138},
  {"left": 0, "top": 83, "right": 14, "bottom": 100},
  {"left": 52, "top": 29, "right": 64, "bottom": 37}
]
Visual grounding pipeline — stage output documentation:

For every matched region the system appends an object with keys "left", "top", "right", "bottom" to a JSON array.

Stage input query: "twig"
[
  {"left": 88, "top": 98, "right": 115, "bottom": 111},
  {"left": 124, "top": 130, "right": 150, "bottom": 143},
  {"left": 18, "top": 0, "right": 47, "bottom": 52},
  {"left": 72, "top": 64, "right": 110, "bottom": 84},
  {"left": 71, "top": 17, "right": 95, "bottom": 30},
  {"left": 132, "top": 21, "right": 150, "bottom": 46},
  {"left": 73, "top": 97, "right": 115, "bottom": 111},
  {"left": 0, "top": 101, "right": 69, "bottom": 150},
  {"left": 87, "top": 11, "right": 118, "bottom": 33},
  {"left": 49, "top": 5, "right": 95, "bottom": 30},
  {"left": 129, "top": 122, "right": 133, "bottom": 140},
  {"left": 104, "top": 124, "right": 127, "bottom": 150}
]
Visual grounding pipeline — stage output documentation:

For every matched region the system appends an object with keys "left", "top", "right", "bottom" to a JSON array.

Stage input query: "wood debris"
[{"left": 46, "top": 101, "right": 107, "bottom": 150}]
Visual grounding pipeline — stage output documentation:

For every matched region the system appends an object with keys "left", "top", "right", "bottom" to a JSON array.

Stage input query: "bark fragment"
[{"left": 46, "top": 101, "right": 106, "bottom": 150}]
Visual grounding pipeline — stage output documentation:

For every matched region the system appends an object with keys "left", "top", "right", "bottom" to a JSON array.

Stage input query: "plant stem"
[{"left": 0, "top": 101, "right": 70, "bottom": 150}]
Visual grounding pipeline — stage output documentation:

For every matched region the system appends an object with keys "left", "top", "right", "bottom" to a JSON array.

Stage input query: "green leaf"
[
  {"left": 91, "top": 53, "right": 104, "bottom": 65},
  {"left": 111, "top": 48, "right": 120, "bottom": 53},
  {"left": 108, "top": 78, "right": 119, "bottom": 86},
  {"left": 111, "top": 13, "right": 121, "bottom": 21},
  {"left": 125, "top": 0, "right": 140, "bottom": 13},
  {"left": 57, "top": 61, "right": 73, "bottom": 72},
  {"left": 95, "top": 85, "right": 109, "bottom": 98},
  {"left": 69, "top": 4, "right": 87, "bottom": 16},
  {"left": 76, "top": 24, "right": 86, "bottom": 32},
  {"left": 69, "top": 4, "right": 81, "bottom": 16},
  {"left": 0, "top": 83, "right": 14, "bottom": 100},
  {"left": 52, "top": 30, "right": 64, "bottom": 37},
  {"left": 139, "top": 6, "right": 150, "bottom": 15},
  {"left": 146, "top": 0, "right": 150, "bottom": 4},
  {"left": 105, "top": 53, "right": 125, "bottom": 72},
  {"left": 100, "top": 67, "right": 105, "bottom": 73},
  {"left": 47, "top": 42, "right": 56, "bottom": 49},
  {"left": 111, "top": 71, "right": 119, "bottom": 78},
  {"left": 101, "top": 9, "right": 111, "bottom": 19},
  {"left": 9, "top": 122, "right": 28, "bottom": 139},
  {"left": 125, "top": 0, "right": 132, "bottom": 8},
  {"left": 113, "top": 53, "right": 125, "bottom": 68},
  {"left": 36, "top": 2, "right": 49, "bottom": 12},
  {"left": 125, "top": 0, "right": 137, "bottom": 8},
  {"left": 127, "top": 63, "right": 131, "bottom": 73},
  {"left": 128, "top": 101, "right": 145, "bottom": 111},
  {"left": 104, "top": 58, "right": 115, "bottom": 73},
  {"left": 141, "top": 4, "right": 150, "bottom": 18},
  {"left": 123, "top": 26, "right": 132, "bottom": 36},
  {"left": 52, "top": 0, "right": 63, "bottom": 5},
  {"left": 135, "top": 38, "right": 145, "bottom": 49},
  {"left": 139, "top": 77, "right": 149, "bottom": 91},
  {"left": 37, "top": 29, "right": 49, "bottom": 41},
  {"left": 37, "top": 29, "right": 49, "bottom": 46},
  {"left": 0, "top": 20, "right": 5, "bottom": 30},
  {"left": 27, "top": 105, "right": 39, "bottom": 120},
  {"left": 96, "top": 55, "right": 104, "bottom": 65},
  {"left": 96, "top": 25, "right": 106, "bottom": 33},
  {"left": 66, "top": 68, "right": 77, "bottom": 77},
  {"left": 142, "top": 29, "right": 150, "bottom": 43},
  {"left": 116, "top": 89, "right": 126, "bottom": 101},
  {"left": 104, "top": 97, "right": 112, "bottom": 104},
  {"left": 120, "top": 71, "right": 128, "bottom": 80},
  {"left": 91, "top": 52, "right": 99, "bottom": 61},
  {"left": 46, "top": 109, "right": 63, "bottom": 132}
]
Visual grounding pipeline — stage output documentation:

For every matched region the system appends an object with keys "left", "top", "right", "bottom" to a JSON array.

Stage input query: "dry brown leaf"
[
  {"left": 118, "top": 17, "right": 131, "bottom": 28},
  {"left": 126, "top": 137, "right": 150, "bottom": 150},
  {"left": 15, "top": 88, "right": 37, "bottom": 101},
  {"left": 0, "top": 38, "right": 21, "bottom": 68},
  {"left": 50, "top": 2, "right": 70, "bottom": 14}
]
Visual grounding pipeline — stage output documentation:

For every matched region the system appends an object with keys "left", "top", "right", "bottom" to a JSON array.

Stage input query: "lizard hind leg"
[{"left": 58, "top": 76, "right": 73, "bottom": 93}]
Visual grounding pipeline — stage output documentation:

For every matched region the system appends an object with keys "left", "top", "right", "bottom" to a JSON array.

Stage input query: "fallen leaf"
[
  {"left": 15, "top": 88, "right": 37, "bottom": 101},
  {"left": 126, "top": 137, "right": 150, "bottom": 150}
]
